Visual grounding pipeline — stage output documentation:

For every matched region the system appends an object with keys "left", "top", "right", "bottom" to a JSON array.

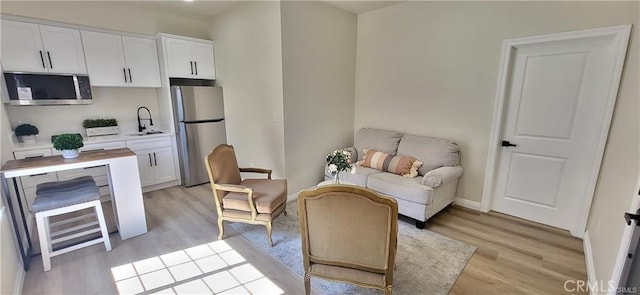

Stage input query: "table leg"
[{"left": 107, "top": 157, "right": 147, "bottom": 240}]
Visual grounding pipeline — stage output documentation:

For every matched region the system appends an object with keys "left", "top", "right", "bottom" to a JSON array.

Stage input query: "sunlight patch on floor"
[{"left": 111, "top": 240, "right": 284, "bottom": 295}]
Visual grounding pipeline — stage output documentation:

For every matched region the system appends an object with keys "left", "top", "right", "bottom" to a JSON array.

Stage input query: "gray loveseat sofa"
[{"left": 325, "top": 128, "right": 463, "bottom": 228}]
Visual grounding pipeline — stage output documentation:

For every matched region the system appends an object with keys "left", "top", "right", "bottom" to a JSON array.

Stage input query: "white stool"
[{"left": 31, "top": 176, "right": 111, "bottom": 271}]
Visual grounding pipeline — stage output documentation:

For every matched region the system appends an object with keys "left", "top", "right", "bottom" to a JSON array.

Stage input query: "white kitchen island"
[{"left": 1, "top": 148, "right": 147, "bottom": 270}]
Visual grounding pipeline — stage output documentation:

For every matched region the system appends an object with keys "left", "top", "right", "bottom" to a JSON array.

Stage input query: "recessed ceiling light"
[{"left": 184, "top": 0, "right": 194, "bottom": 2}]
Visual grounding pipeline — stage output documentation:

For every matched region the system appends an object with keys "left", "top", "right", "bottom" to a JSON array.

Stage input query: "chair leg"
[
  {"left": 94, "top": 201, "right": 112, "bottom": 251},
  {"left": 217, "top": 218, "right": 225, "bottom": 240},
  {"left": 283, "top": 210, "right": 288, "bottom": 216},
  {"left": 304, "top": 273, "right": 311, "bottom": 295},
  {"left": 35, "top": 213, "right": 52, "bottom": 272},
  {"left": 385, "top": 286, "right": 393, "bottom": 295},
  {"left": 265, "top": 222, "right": 273, "bottom": 247}
]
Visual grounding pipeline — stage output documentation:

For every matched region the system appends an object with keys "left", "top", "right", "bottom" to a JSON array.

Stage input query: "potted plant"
[
  {"left": 83, "top": 118, "right": 119, "bottom": 137},
  {"left": 14, "top": 123, "right": 39, "bottom": 143},
  {"left": 53, "top": 134, "right": 84, "bottom": 159}
]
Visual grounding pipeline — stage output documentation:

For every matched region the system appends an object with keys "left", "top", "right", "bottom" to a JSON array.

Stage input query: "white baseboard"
[
  {"left": 583, "top": 231, "right": 597, "bottom": 295},
  {"left": 13, "top": 269, "right": 25, "bottom": 295},
  {"left": 454, "top": 198, "right": 481, "bottom": 211},
  {"left": 287, "top": 191, "right": 301, "bottom": 202}
]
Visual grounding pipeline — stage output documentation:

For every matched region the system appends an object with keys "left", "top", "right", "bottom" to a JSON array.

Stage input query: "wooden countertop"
[{"left": 1, "top": 148, "right": 136, "bottom": 175}]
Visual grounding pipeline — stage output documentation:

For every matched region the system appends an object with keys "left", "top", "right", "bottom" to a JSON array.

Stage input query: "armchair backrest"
[
  {"left": 298, "top": 185, "right": 398, "bottom": 281},
  {"left": 205, "top": 144, "right": 242, "bottom": 200}
]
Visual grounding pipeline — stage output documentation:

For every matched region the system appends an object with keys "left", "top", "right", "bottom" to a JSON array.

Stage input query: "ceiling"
[{"left": 123, "top": 1, "right": 403, "bottom": 21}]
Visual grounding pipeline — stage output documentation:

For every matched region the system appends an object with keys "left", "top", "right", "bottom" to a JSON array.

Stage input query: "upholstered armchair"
[
  {"left": 205, "top": 144, "right": 287, "bottom": 246},
  {"left": 298, "top": 185, "right": 398, "bottom": 295}
]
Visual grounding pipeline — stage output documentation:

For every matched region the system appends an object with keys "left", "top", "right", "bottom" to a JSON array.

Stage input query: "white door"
[
  {"left": 165, "top": 38, "right": 193, "bottom": 78},
  {"left": 491, "top": 26, "right": 630, "bottom": 231},
  {"left": 122, "top": 36, "right": 161, "bottom": 87},
  {"left": 39, "top": 25, "right": 87, "bottom": 74},
  {"left": 191, "top": 42, "right": 215, "bottom": 79},
  {"left": 81, "top": 31, "right": 128, "bottom": 87},
  {"left": 0, "top": 20, "right": 47, "bottom": 73}
]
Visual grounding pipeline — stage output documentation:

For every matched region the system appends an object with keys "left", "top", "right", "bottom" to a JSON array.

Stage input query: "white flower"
[
  {"left": 350, "top": 166, "right": 357, "bottom": 174},
  {"left": 328, "top": 164, "right": 337, "bottom": 173}
]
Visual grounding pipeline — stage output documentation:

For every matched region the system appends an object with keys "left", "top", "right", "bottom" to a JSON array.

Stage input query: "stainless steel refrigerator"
[{"left": 171, "top": 86, "right": 226, "bottom": 187}]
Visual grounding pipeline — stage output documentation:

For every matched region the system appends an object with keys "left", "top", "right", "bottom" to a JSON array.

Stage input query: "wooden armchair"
[
  {"left": 205, "top": 144, "right": 287, "bottom": 246},
  {"left": 298, "top": 185, "right": 398, "bottom": 294}
]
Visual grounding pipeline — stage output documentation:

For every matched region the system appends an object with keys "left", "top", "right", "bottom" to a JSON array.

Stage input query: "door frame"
[{"left": 480, "top": 25, "right": 631, "bottom": 238}]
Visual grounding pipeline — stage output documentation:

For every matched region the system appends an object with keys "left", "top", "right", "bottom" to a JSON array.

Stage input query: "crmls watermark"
[{"left": 564, "top": 280, "right": 638, "bottom": 294}]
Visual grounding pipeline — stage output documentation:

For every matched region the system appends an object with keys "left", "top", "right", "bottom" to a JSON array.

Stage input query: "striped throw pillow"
[{"left": 358, "top": 149, "right": 423, "bottom": 178}]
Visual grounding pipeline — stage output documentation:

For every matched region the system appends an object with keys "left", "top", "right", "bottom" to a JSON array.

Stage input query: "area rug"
[{"left": 230, "top": 201, "right": 476, "bottom": 295}]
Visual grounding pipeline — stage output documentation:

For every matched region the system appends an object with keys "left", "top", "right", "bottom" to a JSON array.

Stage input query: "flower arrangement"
[{"left": 326, "top": 149, "right": 356, "bottom": 181}]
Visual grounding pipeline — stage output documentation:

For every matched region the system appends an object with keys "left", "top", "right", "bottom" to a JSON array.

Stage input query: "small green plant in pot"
[
  {"left": 53, "top": 134, "right": 84, "bottom": 159},
  {"left": 14, "top": 123, "right": 39, "bottom": 143},
  {"left": 83, "top": 118, "right": 119, "bottom": 137}
]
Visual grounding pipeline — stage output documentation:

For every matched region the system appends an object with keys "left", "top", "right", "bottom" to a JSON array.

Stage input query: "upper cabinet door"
[
  {"left": 165, "top": 38, "right": 193, "bottom": 79},
  {"left": 1, "top": 20, "right": 47, "bottom": 73},
  {"left": 39, "top": 25, "right": 87, "bottom": 74},
  {"left": 191, "top": 43, "right": 215, "bottom": 79},
  {"left": 81, "top": 31, "right": 127, "bottom": 87},
  {"left": 122, "top": 36, "right": 161, "bottom": 87}
]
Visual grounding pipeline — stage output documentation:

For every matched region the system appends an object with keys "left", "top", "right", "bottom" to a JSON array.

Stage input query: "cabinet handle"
[
  {"left": 47, "top": 51, "right": 53, "bottom": 68},
  {"left": 148, "top": 153, "right": 152, "bottom": 167},
  {"left": 128, "top": 68, "right": 132, "bottom": 83},
  {"left": 29, "top": 173, "right": 48, "bottom": 177},
  {"left": 39, "top": 51, "right": 46, "bottom": 68},
  {"left": 194, "top": 62, "right": 198, "bottom": 75},
  {"left": 190, "top": 61, "right": 194, "bottom": 75},
  {"left": 153, "top": 152, "right": 157, "bottom": 166},
  {"left": 123, "top": 68, "right": 128, "bottom": 82}
]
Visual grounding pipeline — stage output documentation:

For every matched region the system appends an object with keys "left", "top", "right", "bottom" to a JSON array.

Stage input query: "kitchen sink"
[{"left": 125, "top": 131, "right": 164, "bottom": 136}]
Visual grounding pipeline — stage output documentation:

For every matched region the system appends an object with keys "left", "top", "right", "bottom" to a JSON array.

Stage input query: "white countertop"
[{"left": 12, "top": 132, "right": 174, "bottom": 152}]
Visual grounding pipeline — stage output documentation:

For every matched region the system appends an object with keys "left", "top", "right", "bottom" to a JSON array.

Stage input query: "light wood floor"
[{"left": 22, "top": 184, "right": 587, "bottom": 294}]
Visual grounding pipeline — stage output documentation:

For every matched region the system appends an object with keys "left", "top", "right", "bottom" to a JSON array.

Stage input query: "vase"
[
  {"left": 62, "top": 149, "right": 79, "bottom": 159},
  {"left": 20, "top": 135, "right": 36, "bottom": 143},
  {"left": 333, "top": 172, "right": 340, "bottom": 184}
]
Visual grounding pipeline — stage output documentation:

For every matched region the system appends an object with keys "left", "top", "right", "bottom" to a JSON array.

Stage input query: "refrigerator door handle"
[{"left": 182, "top": 118, "right": 225, "bottom": 124}]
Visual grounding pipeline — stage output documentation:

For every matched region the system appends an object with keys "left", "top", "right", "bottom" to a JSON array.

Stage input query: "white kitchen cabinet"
[
  {"left": 165, "top": 38, "right": 215, "bottom": 79},
  {"left": 1, "top": 20, "right": 87, "bottom": 74},
  {"left": 126, "top": 137, "right": 177, "bottom": 187},
  {"left": 82, "top": 31, "right": 160, "bottom": 87}
]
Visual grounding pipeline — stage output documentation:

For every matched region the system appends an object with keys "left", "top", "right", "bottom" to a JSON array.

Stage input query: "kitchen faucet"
[{"left": 137, "top": 106, "right": 153, "bottom": 132}]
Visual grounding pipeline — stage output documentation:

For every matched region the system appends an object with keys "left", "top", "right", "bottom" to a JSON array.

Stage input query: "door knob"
[
  {"left": 625, "top": 209, "right": 640, "bottom": 226},
  {"left": 501, "top": 140, "right": 517, "bottom": 147}
]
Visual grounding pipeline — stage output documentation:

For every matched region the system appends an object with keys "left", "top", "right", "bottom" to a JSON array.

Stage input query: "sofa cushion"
[
  {"left": 397, "top": 135, "right": 460, "bottom": 175},
  {"left": 354, "top": 128, "right": 402, "bottom": 161},
  {"left": 359, "top": 149, "right": 422, "bottom": 178},
  {"left": 367, "top": 173, "right": 433, "bottom": 205},
  {"left": 325, "top": 164, "right": 380, "bottom": 187}
]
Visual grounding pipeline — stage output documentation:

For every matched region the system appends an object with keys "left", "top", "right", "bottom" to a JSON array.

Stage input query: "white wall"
[
  {"left": 209, "top": 2, "right": 286, "bottom": 178},
  {"left": 280, "top": 1, "right": 356, "bottom": 193},
  {"left": 0, "top": 67, "right": 23, "bottom": 295},
  {"left": 355, "top": 0, "right": 638, "bottom": 287},
  {"left": 6, "top": 88, "right": 160, "bottom": 141},
  {"left": 587, "top": 3, "right": 640, "bottom": 287}
]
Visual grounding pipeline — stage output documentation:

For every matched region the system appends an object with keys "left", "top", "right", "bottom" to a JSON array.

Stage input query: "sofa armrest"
[
  {"left": 342, "top": 146, "right": 357, "bottom": 162},
  {"left": 421, "top": 166, "right": 463, "bottom": 188}
]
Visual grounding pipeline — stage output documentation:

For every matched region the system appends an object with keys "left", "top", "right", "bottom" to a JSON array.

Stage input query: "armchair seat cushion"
[
  {"left": 222, "top": 179, "right": 287, "bottom": 213},
  {"left": 367, "top": 173, "right": 433, "bottom": 205}
]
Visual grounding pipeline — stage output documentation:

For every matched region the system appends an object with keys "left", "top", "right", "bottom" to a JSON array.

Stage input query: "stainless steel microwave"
[{"left": 3, "top": 73, "right": 92, "bottom": 105}]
